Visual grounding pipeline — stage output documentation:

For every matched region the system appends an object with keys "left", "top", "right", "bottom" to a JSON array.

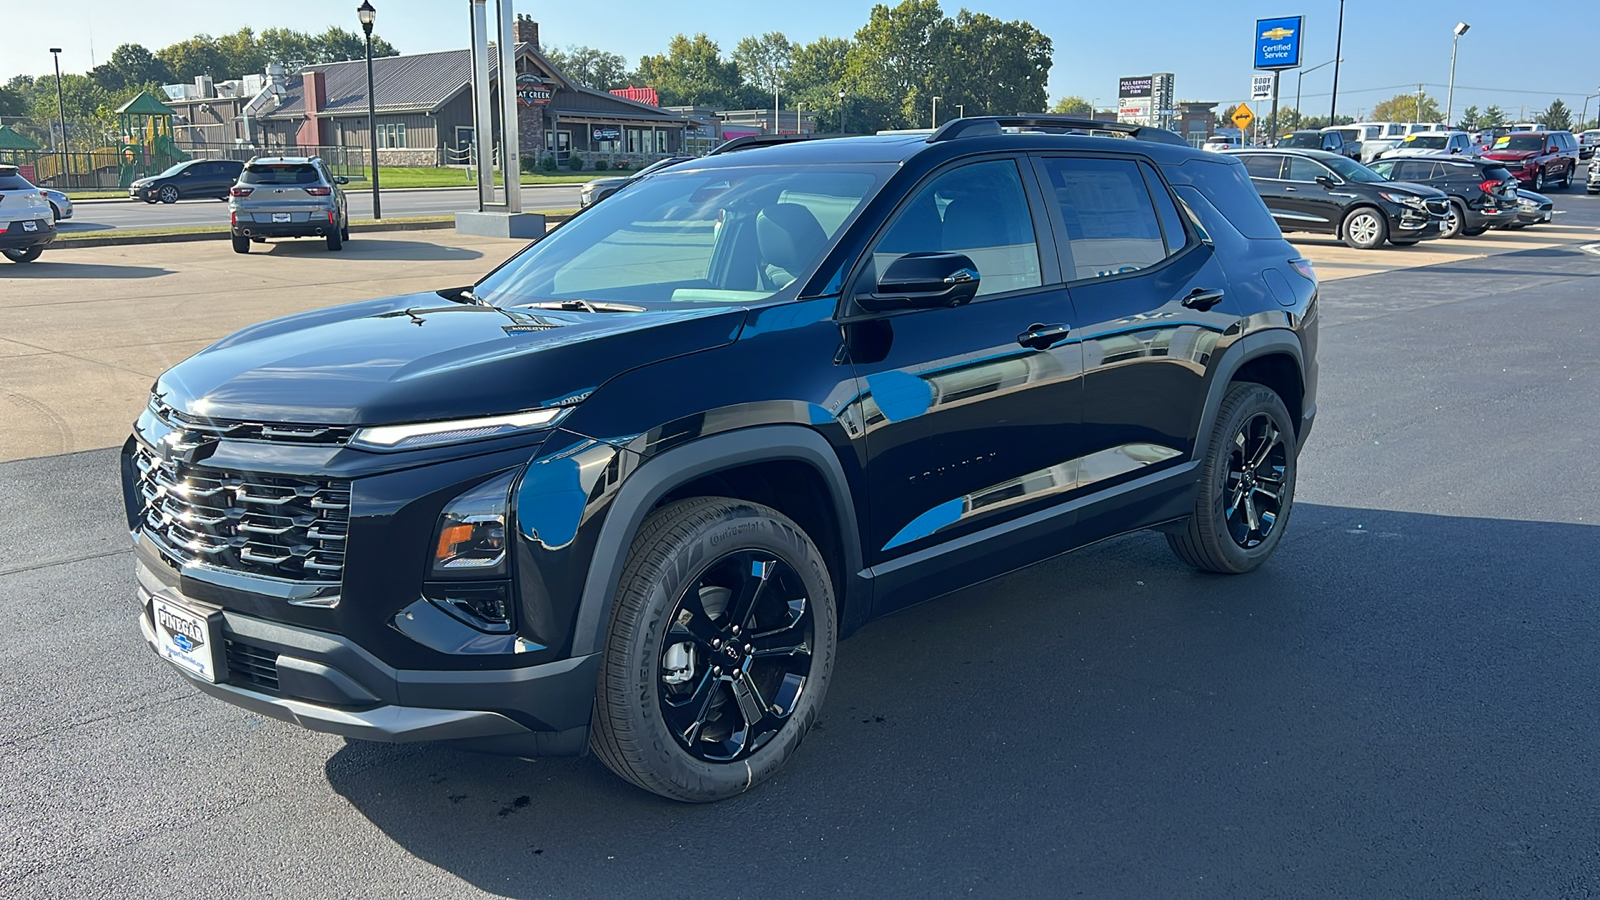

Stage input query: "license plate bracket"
[
  {"left": 22, "top": 221, "right": 38, "bottom": 232},
  {"left": 271, "top": 212, "right": 291, "bottom": 223},
  {"left": 151, "top": 595, "right": 227, "bottom": 683}
]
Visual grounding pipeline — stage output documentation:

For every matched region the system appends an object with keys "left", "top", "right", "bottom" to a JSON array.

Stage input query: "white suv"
[{"left": 0, "top": 165, "right": 56, "bottom": 263}]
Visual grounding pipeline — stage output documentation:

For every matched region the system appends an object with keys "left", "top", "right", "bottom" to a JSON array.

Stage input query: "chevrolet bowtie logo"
[{"left": 1262, "top": 27, "right": 1295, "bottom": 40}]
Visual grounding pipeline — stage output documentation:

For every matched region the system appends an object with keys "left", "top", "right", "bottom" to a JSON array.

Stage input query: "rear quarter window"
[{"left": 1162, "top": 156, "right": 1283, "bottom": 241}]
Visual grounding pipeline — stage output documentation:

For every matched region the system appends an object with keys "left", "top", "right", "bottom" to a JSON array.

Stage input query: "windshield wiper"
[{"left": 516, "top": 299, "right": 646, "bottom": 313}]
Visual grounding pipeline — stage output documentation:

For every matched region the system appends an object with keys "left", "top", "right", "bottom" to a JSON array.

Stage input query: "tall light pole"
[
  {"left": 49, "top": 48, "right": 69, "bottom": 189},
  {"left": 1295, "top": 58, "right": 1339, "bottom": 127},
  {"left": 932, "top": 95, "right": 942, "bottom": 128},
  {"left": 1446, "top": 22, "right": 1470, "bottom": 128},
  {"left": 1329, "top": 0, "right": 1346, "bottom": 123},
  {"left": 956, "top": 103, "right": 964, "bottom": 119},
  {"left": 357, "top": 1, "right": 381, "bottom": 219},
  {"left": 773, "top": 62, "right": 780, "bottom": 136},
  {"left": 838, "top": 88, "right": 846, "bottom": 134}
]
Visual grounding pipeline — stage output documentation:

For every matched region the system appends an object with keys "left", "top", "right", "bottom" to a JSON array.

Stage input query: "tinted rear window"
[
  {"left": 0, "top": 174, "right": 34, "bottom": 191},
  {"left": 1482, "top": 166, "right": 1513, "bottom": 181},
  {"left": 1283, "top": 133, "right": 1323, "bottom": 148},
  {"left": 242, "top": 164, "right": 321, "bottom": 185},
  {"left": 1163, "top": 157, "right": 1282, "bottom": 241}
]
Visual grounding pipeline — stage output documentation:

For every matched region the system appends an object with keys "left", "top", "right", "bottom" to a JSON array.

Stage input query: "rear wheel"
[
  {"left": 326, "top": 228, "right": 343, "bottom": 251},
  {"left": 1462, "top": 224, "right": 1490, "bottom": 236},
  {"left": 1440, "top": 200, "right": 1466, "bottom": 239},
  {"left": 591, "top": 497, "right": 837, "bottom": 803},
  {"left": 158, "top": 185, "right": 179, "bottom": 204},
  {"left": 231, "top": 235, "right": 250, "bottom": 254},
  {"left": 1167, "top": 382, "right": 1297, "bottom": 574},
  {"left": 3, "top": 246, "right": 43, "bottom": 263},
  {"left": 1341, "top": 207, "right": 1387, "bottom": 250}
]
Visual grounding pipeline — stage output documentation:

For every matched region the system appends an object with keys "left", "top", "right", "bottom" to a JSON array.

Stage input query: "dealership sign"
[
  {"left": 1254, "top": 16, "right": 1304, "bottom": 70},
  {"left": 592, "top": 126, "right": 621, "bottom": 142},
  {"left": 516, "top": 74, "right": 553, "bottom": 107}
]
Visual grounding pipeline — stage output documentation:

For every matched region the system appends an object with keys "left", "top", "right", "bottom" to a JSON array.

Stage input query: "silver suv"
[{"left": 229, "top": 157, "right": 350, "bottom": 253}]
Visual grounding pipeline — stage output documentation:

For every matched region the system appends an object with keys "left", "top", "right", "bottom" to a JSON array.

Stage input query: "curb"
[{"left": 53, "top": 215, "right": 571, "bottom": 249}]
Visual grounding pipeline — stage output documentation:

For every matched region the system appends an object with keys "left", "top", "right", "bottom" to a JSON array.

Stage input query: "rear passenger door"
[
  {"left": 1238, "top": 154, "right": 1294, "bottom": 227},
  {"left": 1030, "top": 154, "right": 1238, "bottom": 536}
]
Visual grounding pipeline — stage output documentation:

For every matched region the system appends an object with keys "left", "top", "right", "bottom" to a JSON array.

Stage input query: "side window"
[
  {"left": 1036, "top": 157, "right": 1170, "bottom": 282},
  {"left": 1394, "top": 161, "right": 1433, "bottom": 181},
  {"left": 1141, "top": 164, "right": 1189, "bottom": 254},
  {"left": 871, "top": 158, "right": 1041, "bottom": 298},
  {"left": 1284, "top": 157, "right": 1330, "bottom": 183},
  {"left": 1368, "top": 160, "right": 1396, "bottom": 180},
  {"left": 1241, "top": 154, "right": 1284, "bottom": 179}
]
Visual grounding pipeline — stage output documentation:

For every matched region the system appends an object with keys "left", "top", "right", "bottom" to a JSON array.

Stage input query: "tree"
[
  {"left": 1050, "top": 95, "right": 1092, "bottom": 115},
  {"left": 1480, "top": 105, "right": 1506, "bottom": 127},
  {"left": 1371, "top": 92, "right": 1441, "bottom": 124},
  {"left": 940, "top": 10, "right": 1051, "bottom": 117},
  {"left": 544, "top": 45, "right": 631, "bottom": 91},
  {"left": 26, "top": 73, "right": 112, "bottom": 149},
  {"left": 635, "top": 33, "right": 744, "bottom": 108},
  {"left": 159, "top": 36, "right": 229, "bottom": 81},
  {"left": 0, "top": 86, "right": 27, "bottom": 120},
  {"left": 733, "top": 32, "right": 794, "bottom": 97},
  {"left": 214, "top": 28, "right": 267, "bottom": 78},
  {"left": 1457, "top": 105, "right": 1481, "bottom": 132},
  {"left": 1535, "top": 98, "right": 1573, "bottom": 131},
  {"left": 90, "top": 44, "right": 173, "bottom": 93},
  {"left": 259, "top": 28, "right": 319, "bottom": 70},
  {"left": 787, "top": 36, "right": 853, "bottom": 131}
]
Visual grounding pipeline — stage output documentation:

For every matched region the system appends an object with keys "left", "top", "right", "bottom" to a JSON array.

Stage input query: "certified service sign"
[{"left": 1254, "top": 16, "right": 1304, "bottom": 70}]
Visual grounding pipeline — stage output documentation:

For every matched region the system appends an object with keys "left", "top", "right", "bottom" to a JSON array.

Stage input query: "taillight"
[
  {"left": 230, "top": 211, "right": 237, "bottom": 226},
  {"left": 327, "top": 210, "right": 335, "bottom": 223},
  {"left": 230, "top": 186, "right": 252, "bottom": 197},
  {"left": 305, "top": 186, "right": 332, "bottom": 196},
  {"left": 1479, "top": 179, "right": 1501, "bottom": 194}
]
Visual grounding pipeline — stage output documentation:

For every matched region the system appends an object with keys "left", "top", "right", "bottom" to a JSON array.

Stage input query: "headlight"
[
  {"left": 350, "top": 408, "right": 566, "bottom": 451},
  {"left": 425, "top": 469, "right": 518, "bottom": 633},
  {"left": 1379, "top": 192, "right": 1426, "bottom": 209}
]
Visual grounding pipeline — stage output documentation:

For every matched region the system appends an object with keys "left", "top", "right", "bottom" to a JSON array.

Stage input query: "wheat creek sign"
[{"left": 516, "top": 74, "right": 554, "bottom": 107}]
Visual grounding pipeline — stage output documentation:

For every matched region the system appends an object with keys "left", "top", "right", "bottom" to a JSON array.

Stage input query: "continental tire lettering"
[{"left": 709, "top": 521, "right": 764, "bottom": 548}]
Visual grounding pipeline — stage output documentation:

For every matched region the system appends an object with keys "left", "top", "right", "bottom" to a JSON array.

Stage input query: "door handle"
[
  {"left": 1283, "top": 186, "right": 1298, "bottom": 192},
  {"left": 1181, "top": 288, "right": 1226, "bottom": 312},
  {"left": 1017, "top": 323, "right": 1071, "bottom": 350}
]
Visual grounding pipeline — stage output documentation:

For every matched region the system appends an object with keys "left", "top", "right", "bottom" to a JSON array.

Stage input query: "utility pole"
[{"left": 1417, "top": 84, "right": 1426, "bottom": 123}]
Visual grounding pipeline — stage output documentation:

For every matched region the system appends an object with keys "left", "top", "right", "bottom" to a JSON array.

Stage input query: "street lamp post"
[
  {"left": 956, "top": 104, "right": 964, "bottom": 119},
  {"left": 1446, "top": 22, "right": 1470, "bottom": 128},
  {"left": 932, "top": 95, "right": 942, "bottom": 128},
  {"left": 1295, "top": 58, "right": 1339, "bottom": 127},
  {"left": 838, "top": 88, "right": 846, "bottom": 134},
  {"left": 357, "top": 1, "right": 381, "bottom": 219},
  {"left": 1329, "top": 0, "right": 1346, "bottom": 122},
  {"left": 49, "top": 48, "right": 70, "bottom": 189}
]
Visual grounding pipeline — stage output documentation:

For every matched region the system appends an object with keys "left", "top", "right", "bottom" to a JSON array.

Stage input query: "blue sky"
[{"left": 6, "top": 0, "right": 1596, "bottom": 122}]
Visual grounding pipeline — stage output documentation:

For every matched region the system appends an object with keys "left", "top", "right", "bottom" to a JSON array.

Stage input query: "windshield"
[
  {"left": 1320, "top": 155, "right": 1387, "bottom": 183},
  {"left": 1282, "top": 133, "right": 1323, "bottom": 148},
  {"left": 1493, "top": 135, "right": 1543, "bottom": 152},
  {"left": 156, "top": 162, "right": 188, "bottom": 178},
  {"left": 474, "top": 164, "right": 890, "bottom": 308},
  {"left": 1403, "top": 135, "right": 1448, "bottom": 149}
]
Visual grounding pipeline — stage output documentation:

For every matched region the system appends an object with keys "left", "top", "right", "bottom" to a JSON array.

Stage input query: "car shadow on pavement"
[
  {"left": 324, "top": 503, "right": 1600, "bottom": 897},
  {"left": 2, "top": 261, "right": 171, "bottom": 279},
  {"left": 259, "top": 237, "right": 485, "bottom": 261}
]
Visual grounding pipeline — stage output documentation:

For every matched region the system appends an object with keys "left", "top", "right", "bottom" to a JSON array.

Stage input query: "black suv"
[
  {"left": 1279, "top": 129, "right": 1356, "bottom": 159},
  {"left": 1366, "top": 157, "right": 1520, "bottom": 238},
  {"left": 128, "top": 158, "right": 245, "bottom": 204},
  {"left": 1227, "top": 148, "right": 1449, "bottom": 249},
  {"left": 122, "top": 118, "right": 1319, "bottom": 802}
]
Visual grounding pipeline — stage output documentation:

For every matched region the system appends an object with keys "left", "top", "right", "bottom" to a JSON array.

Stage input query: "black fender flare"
[
  {"left": 568, "top": 425, "right": 866, "bottom": 657},
  {"left": 1191, "top": 328, "right": 1306, "bottom": 452}
]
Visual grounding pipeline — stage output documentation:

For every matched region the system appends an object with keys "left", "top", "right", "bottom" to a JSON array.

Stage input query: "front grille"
[
  {"left": 152, "top": 399, "right": 355, "bottom": 446},
  {"left": 132, "top": 444, "right": 350, "bottom": 583},
  {"left": 1424, "top": 198, "right": 1450, "bottom": 216},
  {"left": 225, "top": 638, "right": 280, "bottom": 692}
]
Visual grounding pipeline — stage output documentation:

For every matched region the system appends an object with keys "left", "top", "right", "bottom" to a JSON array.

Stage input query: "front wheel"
[
  {"left": 1167, "top": 382, "right": 1298, "bottom": 574},
  {"left": 1533, "top": 168, "right": 1546, "bottom": 192},
  {"left": 591, "top": 497, "right": 837, "bottom": 803},
  {"left": 158, "top": 185, "right": 179, "bottom": 204},
  {"left": 1341, "top": 208, "right": 1388, "bottom": 250},
  {"left": 3, "top": 246, "right": 43, "bottom": 263},
  {"left": 49, "top": 202, "right": 61, "bottom": 222}
]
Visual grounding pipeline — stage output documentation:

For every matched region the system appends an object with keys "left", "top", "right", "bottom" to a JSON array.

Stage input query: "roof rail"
[
  {"left": 708, "top": 133, "right": 816, "bottom": 155},
  {"left": 926, "top": 116, "right": 1189, "bottom": 147}
]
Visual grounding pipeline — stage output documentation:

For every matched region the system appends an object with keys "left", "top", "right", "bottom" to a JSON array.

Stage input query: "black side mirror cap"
[
  {"left": 334, "top": 176, "right": 349, "bottom": 184},
  {"left": 858, "top": 252, "right": 981, "bottom": 312},
  {"left": 1315, "top": 174, "right": 1338, "bottom": 188}
]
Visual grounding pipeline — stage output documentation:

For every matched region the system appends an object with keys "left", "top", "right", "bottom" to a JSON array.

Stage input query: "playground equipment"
[{"left": 27, "top": 91, "right": 190, "bottom": 188}]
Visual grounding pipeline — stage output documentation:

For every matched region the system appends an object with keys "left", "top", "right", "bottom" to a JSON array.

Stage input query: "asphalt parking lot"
[{"left": 3, "top": 192, "right": 1599, "bottom": 898}]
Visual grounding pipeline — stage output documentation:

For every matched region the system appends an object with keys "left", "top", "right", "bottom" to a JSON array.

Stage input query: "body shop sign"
[{"left": 516, "top": 74, "right": 553, "bottom": 107}]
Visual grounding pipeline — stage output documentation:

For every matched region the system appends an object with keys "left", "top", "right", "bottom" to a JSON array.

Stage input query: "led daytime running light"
[{"left": 353, "top": 408, "right": 564, "bottom": 449}]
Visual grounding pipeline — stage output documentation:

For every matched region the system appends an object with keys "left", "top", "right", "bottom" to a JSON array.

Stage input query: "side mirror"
[
  {"left": 334, "top": 176, "right": 349, "bottom": 184},
  {"left": 1315, "top": 174, "right": 1338, "bottom": 188},
  {"left": 858, "top": 252, "right": 981, "bottom": 312}
]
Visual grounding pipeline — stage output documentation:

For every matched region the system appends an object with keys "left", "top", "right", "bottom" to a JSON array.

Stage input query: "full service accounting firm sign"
[{"left": 1254, "top": 16, "right": 1303, "bottom": 70}]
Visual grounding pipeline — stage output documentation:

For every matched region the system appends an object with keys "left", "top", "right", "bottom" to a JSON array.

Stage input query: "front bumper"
[{"left": 137, "top": 585, "right": 598, "bottom": 755}]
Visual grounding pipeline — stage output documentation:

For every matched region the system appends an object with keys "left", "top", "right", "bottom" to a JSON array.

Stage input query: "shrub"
[
  {"left": 594, "top": 158, "right": 609, "bottom": 171},
  {"left": 519, "top": 154, "right": 538, "bottom": 174},
  {"left": 540, "top": 154, "right": 558, "bottom": 172},
  {"left": 567, "top": 154, "right": 585, "bottom": 171}
]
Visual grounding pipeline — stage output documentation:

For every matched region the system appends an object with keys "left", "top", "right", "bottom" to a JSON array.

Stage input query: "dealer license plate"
[
  {"left": 152, "top": 595, "right": 220, "bottom": 682},
  {"left": 22, "top": 221, "right": 37, "bottom": 232},
  {"left": 272, "top": 212, "right": 291, "bottom": 223}
]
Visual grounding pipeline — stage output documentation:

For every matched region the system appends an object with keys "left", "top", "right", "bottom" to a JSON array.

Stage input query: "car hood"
[
  {"left": 584, "top": 177, "right": 630, "bottom": 189},
  {"left": 1484, "top": 150, "right": 1537, "bottom": 161},
  {"left": 152, "top": 292, "right": 748, "bottom": 426}
]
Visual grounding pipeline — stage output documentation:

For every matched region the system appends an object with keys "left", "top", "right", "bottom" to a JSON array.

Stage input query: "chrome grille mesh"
[{"left": 132, "top": 445, "right": 350, "bottom": 582}]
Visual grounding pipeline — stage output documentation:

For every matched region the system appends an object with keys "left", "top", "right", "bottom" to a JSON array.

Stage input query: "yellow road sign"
[{"left": 1232, "top": 103, "right": 1255, "bottom": 131}]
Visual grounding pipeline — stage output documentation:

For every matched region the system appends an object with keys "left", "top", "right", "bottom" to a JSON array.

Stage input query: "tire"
[
  {"left": 1533, "top": 168, "right": 1546, "bottom": 192},
  {"left": 591, "top": 497, "right": 837, "bottom": 803},
  {"left": 1440, "top": 200, "right": 1466, "bottom": 239},
  {"left": 1166, "top": 382, "right": 1298, "bottom": 574},
  {"left": 341, "top": 222, "right": 350, "bottom": 242},
  {"left": 1560, "top": 166, "right": 1572, "bottom": 189},
  {"left": 231, "top": 235, "right": 250, "bottom": 254},
  {"left": 158, "top": 185, "right": 179, "bottom": 204},
  {"left": 1389, "top": 238, "right": 1419, "bottom": 246},
  {"left": 1341, "top": 207, "right": 1388, "bottom": 250},
  {"left": 326, "top": 228, "right": 343, "bottom": 251},
  {"left": 1462, "top": 225, "right": 1490, "bottom": 237},
  {"left": 49, "top": 202, "right": 61, "bottom": 222},
  {"left": 3, "top": 246, "right": 43, "bottom": 263}
]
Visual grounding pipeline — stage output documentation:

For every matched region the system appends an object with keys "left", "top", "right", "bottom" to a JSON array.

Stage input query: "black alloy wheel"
[
  {"left": 158, "top": 184, "right": 179, "bottom": 204},
  {"left": 657, "top": 549, "right": 815, "bottom": 763},
  {"left": 1222, "top": 412, "right": 1290, "bottom": 550}
]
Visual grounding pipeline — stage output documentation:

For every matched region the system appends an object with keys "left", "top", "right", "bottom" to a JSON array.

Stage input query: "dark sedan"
[
  {"left": 1226, "top": 148, "right": 1449, "bottom": 249},
  {"left": 128, "top": 159, "right": 245, "bottom": 204},
  {"left": 1366, "top": 157, "right": 1519, "bottom": 238}
]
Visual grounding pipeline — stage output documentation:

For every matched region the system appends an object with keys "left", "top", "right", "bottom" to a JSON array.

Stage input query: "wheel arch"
[
  {"left": 1194, "top": 331, "right": 1306, "bottom": 456},
  {"left": 569, "top": 425, "right": 867, "bottom": 657},
  {"left": 1337, "top": 202, "right": 1385, "bottom": 239}
]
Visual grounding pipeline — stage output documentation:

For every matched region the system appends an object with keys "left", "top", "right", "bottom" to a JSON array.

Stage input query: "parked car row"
[{"left": 1225, "top": 147, "right": 1559, "bottom": 249}]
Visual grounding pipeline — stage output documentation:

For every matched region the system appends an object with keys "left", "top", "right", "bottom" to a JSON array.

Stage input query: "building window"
[{"left": 377, "top": 123, "right": 407, "bottom": 149}]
